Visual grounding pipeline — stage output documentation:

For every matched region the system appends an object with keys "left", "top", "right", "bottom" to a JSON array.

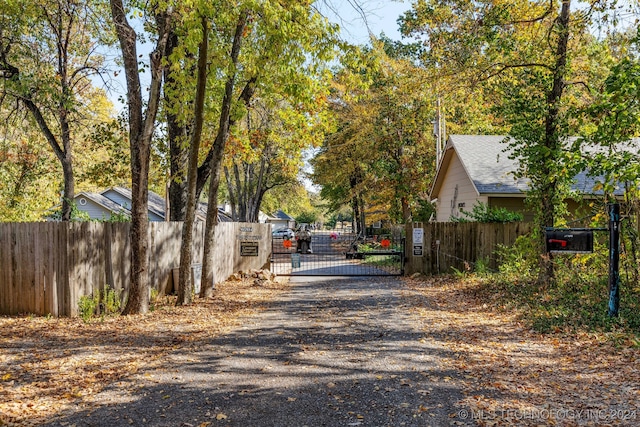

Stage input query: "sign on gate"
[
  {"left": 240, "top": 241, "right": 259, "bottom": 256},
  {"left": 413, "top": 228, "right": 424, "bottom": 257}
]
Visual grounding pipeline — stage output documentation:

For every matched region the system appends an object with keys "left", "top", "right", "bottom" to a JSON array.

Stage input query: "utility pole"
[{"left": 434, "top": 97, "right": 446, "bottom": 164}]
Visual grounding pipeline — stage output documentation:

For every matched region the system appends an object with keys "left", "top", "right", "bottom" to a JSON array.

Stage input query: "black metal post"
[{"left": 608, "top": 203, "right": 621, "bottom": 318}]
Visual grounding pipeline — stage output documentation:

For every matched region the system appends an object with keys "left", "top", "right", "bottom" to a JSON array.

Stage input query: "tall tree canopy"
[
  {"left": 399, "top": 0, "right": 636, "bottom": 283},
  {"left": 0, "top": 0, "right": 112, "bottom": 221},
  {"left": 159, "top": 0, "right": 338, "bottom": 303},
  {"left": 312, "top": 43, "right": 435, "bottom": 231}
]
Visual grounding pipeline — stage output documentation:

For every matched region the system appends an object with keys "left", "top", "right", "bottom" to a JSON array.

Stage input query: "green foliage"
[
  {"left": 48, "top": 199, "right": 91, "bottom": 222},
  {"left": 452, "top": 202, "right": 523, "bottom": 223},
  {"left": 77, "top": 287, "right": 122, "bottom": 322},
  {"left": 477, "top": 230, "right": 640, "bottom": 340},
  {"left": 450, "top": 265, "right": 469, "bottom": 278},
  {"left": 0, "top": 122, "right": 58, "bottom": 221},
  {"left": 295, "top": 210, "right": 317, "bottom": 225},
  {"left": 495, "top": 234, "right": 539, "bottom": 282},
  {"left": 412, "top": 198, "right": 436, "bottom": 223},
  {"left": 102, "top": 287, "right": 122, "bottom": 314},
  {"left": 105, "top": 210, "right": 130, "bottom": 223},
  {"left": 324, "top": 209, "right": 353, "bottom": 229},
  {"left": 78, "top": 294, "right": 98, "bottom": 323},
  {"left": 473, "top": 257, "right": 491, "bottom": 276},
  {"left": 312, "top": 42, "right": 436, "bottom": 227}
]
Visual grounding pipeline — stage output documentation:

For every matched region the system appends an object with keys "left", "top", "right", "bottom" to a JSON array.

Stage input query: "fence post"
[{"left": 608, "top": 203, "right": 621, "bottom": 318}]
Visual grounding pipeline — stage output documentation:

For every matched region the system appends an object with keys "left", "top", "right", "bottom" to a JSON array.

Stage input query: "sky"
[
  {"left": 105, "top": 1, "right": 413, "bottom": 112},
  {"left": 321, "top": 0, "right": 412, "bottom": 44}
]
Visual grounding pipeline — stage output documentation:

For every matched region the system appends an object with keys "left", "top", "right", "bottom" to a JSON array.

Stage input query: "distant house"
[
  {"left": 73, "top": 191, "right": 130, "bottom": 221},
  {"left": 268, "top": 210, "right": 296, "bottom": 230},
  {"left": 73, "top": 186, "right": 233, "bottom": 222},
  {"left": 430, "top": 135, "right": 633, "bottom": 222},
  {"left": 100, "top": 187, "right": 165, "bottom": 221},
  {"left": 258, "top": 211, "right": 271, "bottom": 224}
]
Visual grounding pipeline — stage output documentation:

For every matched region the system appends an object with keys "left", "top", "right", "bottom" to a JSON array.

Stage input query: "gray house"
[
  {"left": 74, "top": 186, "right": 232, "bottom": 222},
  {"left": 268, "top": 210, "right": 296, "bottom": 230},
  {"left": 430, "top": 135, "right": 633, "bottom": 222},
  {"left": 74, "top": 191, "right": 131, "bottom": 221}
]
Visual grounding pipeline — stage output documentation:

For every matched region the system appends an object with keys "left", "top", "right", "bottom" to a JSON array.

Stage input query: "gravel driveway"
[{"left": 45, "top": 276, "right": 470, "bottom": 427}]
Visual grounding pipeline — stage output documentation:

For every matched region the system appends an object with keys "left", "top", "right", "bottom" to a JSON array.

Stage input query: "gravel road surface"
[{"left": 45, "top": 276, "right": 471, "bottom": 427}]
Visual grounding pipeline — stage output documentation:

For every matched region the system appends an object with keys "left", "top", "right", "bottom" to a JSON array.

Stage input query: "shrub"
[
  {"left": 453, "top": 201, "right": 523, "bottom": 223},
  {"left": 77, "top": 286, "right": 122, "bottom": 322}
]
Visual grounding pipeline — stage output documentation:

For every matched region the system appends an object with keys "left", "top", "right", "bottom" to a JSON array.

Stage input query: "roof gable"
[
  {"left": 431, "top": 135, "right": 638, "bottom": 199},
  {"left": 74, "top": 192, "right": 131, "bottom": 219},
  {"left": 102, "top": 186, "right": 166, "bottom": 219},
  {"left": 272, "top": 210, "right": 294, "bottom": 220},
  {"left": 451, "top": 135, "right": 529, "bottom": 195}
]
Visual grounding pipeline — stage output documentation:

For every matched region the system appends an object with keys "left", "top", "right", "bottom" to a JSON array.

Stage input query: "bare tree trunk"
[
  {"left": 224, "top": 166, "right": 239, "bottom": 220},
  {"left": 110, "top": 0, "right": 170, "bottom": 314},
  {"left": 200, "top": 12, "right": 250, "bottom": 298},
  {"left": 176, "top": 16, "right": 208, "bottom": 306},
  {"left": 401, "top": 196, "right": 411, "bottom": 224},
  {"left": 164, "top": 29, "right": 190, "bottom": 222}
]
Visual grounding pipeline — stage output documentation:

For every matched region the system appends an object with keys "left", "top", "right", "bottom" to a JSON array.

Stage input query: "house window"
[
  {"left": 458, "top": 202, "right": 465, "bottom": 212},
  {"left": 79, "top": 198, "right": 87, "bottom": 206}
]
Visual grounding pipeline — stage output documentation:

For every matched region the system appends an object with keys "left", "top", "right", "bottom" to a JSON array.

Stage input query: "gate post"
[
  {"left": 405, "top": 222, "right": 425, "bottom": 276},
  {"left": 608, "top": 203, "right": 621, "bottom": 318}
]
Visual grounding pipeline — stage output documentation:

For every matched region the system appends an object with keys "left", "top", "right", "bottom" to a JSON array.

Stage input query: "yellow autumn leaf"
[
  {"left": 216, "top": 413, "right": 227, "bottom": 420},
  {"left": 2, "top": 373, "right": 11, "bottom": 381}
]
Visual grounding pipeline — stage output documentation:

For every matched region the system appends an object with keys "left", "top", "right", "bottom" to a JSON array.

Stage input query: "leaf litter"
[
  {"left": 3, "top": 272, "right": 639, "bottom": 427},
  {"left": 0, "top": 274, "right": 287, "bottom": 427},
  {"left": 405, "top": 276, "right": 640, "bottom": 427}
]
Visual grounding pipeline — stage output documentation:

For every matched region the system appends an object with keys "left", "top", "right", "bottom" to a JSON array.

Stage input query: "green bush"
[
  {"left": 78, "top": 294, "right": 99, "bottom": 322},
  {"left": 452, "top": 201, "right": 523, "bottom": 223},
  {"left": 77, "top": 286, "right": 122, "bottom": 322},
  {"left": 496, "top": 234, "right": 539, "bottom": 282},
  {"left": 476, "top": 235, "right": 640, "bottom": 341}
]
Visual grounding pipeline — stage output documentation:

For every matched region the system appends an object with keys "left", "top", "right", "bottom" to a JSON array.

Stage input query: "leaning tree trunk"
[
  {"left": 20, "top": 95, "right": 75, "bottom": 221},
  {"left": 200, "top": 12, "right": 250, "bottom": 298},
  {"left": 176, "top": 17, "right": 208, "bottom": 306}
]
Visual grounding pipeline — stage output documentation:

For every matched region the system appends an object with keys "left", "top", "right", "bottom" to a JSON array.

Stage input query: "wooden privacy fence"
[
  {"left": 0, "top": 222, "right": 271, "bottom": 317},
  {"left": 405, "top": 222, "right": 533, "bottom": 275}
]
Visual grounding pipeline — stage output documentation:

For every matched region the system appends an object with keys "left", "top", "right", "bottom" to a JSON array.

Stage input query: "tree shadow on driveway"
[{"left": 42, "top": 277, "right": 475, "bottom": 427}]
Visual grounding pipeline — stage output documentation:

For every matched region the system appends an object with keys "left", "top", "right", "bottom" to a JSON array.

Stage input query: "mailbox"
[{"left": 546, "top": 229, "right": 594, "bottom": 253}]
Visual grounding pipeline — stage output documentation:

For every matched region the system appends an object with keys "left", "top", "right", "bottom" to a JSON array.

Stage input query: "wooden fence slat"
[
  {"left": 0, "top": 221, "right": 272, "bottom": 317},
  {"left": 407, "top": 222, "right": 532, "bottom": 275},
  {"left": 0, "top": 225, "right": 9, "bottom": 315}
]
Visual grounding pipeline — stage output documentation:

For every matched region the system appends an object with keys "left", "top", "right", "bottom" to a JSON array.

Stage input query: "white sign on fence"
[{"left": 413, "top": 227, "right": 424, "bottom": 244}]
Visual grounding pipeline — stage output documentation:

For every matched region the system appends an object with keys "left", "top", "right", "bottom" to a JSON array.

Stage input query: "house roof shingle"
[
  {"left": 272, "top": 210, "right": 294, "bottom": 221},
  {"left": 432, "top": 135, "right": 637, "bottom": 199},
  {"left": 448, "top": 135, "right": 529, "bottom": 195}
]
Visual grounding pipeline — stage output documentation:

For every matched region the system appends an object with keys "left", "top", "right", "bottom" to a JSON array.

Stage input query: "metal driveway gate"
[{"left": 271, "top": 231, "right": 404, "bottom": 276}]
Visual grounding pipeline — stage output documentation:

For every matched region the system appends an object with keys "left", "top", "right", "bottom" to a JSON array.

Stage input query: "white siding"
[{"left": 435, "top": 154, "right": 484, "bottom": 221}]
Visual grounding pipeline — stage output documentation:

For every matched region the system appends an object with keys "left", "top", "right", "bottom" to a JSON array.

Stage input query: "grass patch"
[{"left": 469, "top": 271, "right": 640, "bottom": 344}]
